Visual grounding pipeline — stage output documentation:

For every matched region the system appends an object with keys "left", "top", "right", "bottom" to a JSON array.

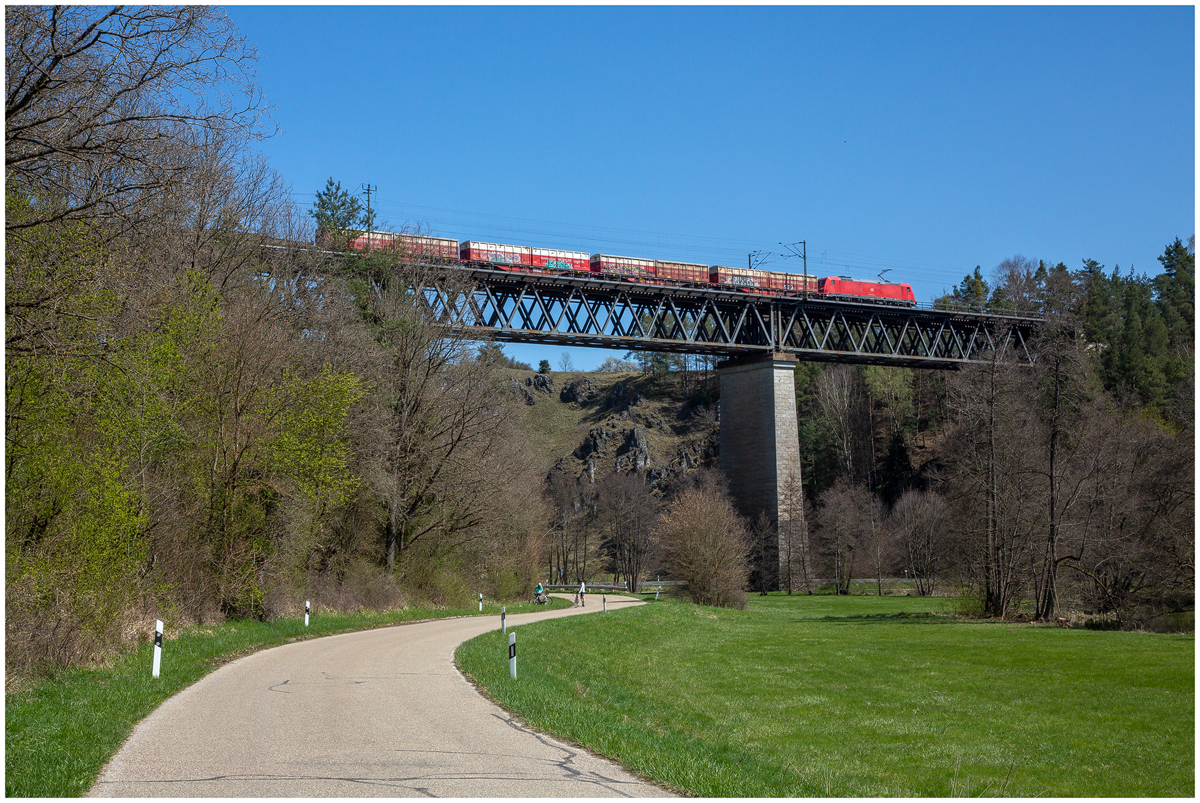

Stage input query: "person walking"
[{"left": 578, "top": 579, "right": 586, "bottom": 607}]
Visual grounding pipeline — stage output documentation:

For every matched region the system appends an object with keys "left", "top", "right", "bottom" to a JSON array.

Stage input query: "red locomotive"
[
  {"left": 818, "top": 276, "right": 916, "bottom": 305},
  {"left": 334, "top": 230, "right": 917, "bottom": 306}
]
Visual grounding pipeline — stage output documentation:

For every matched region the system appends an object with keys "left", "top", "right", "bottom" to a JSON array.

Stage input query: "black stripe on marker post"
[{"left": 152, "top": 619, "right": 163, "bottom": 678}]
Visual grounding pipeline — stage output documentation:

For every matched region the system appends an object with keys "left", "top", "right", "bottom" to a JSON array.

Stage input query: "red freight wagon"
[
  {"left": 711, "top": 266, "right": 819, "bottom": 294},
  {"left": 819, "top": 276, "right": 916, "bottom": 305},
  {"left": 460, "top": 241, "right": 532, "bottom": 269},
  {"left": 530, "top": 246, "right": 591, "bottom": 273},
  {"left": 591, "top": 253, "right": 657, "bottom": 280},
  {"left": 318, "top": 228, "right": 362, "bottom": 249},
  {"left": 762, "top": 270, "right": 819, "bottom": 294},
  {"left": 400, "top": 234, "right": 459, "bottom": 259},
  {"left": 654, "top": 260, "right": 709, "bottom": 285},
  {"left": 345, "top": 230, "right": 390, "bottom": 251},
  {"left": 393, "top": 234, "right": 459, "bottom": 259},
  {"left": 710, "top": 265, "right": 770, "bottom": 290},
  {"left": 343, "top": 231, "right": 458, "bottom": 259}
]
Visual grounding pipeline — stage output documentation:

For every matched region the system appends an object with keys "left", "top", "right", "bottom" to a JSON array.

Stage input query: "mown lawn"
[
  {"left": 456, "top": 594, "right": 1194, "bottom": 797},
  {"left": 4, "top": 599, "right": 563, "bottom": 798}
]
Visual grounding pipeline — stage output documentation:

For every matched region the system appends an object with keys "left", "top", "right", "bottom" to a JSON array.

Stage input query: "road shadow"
[{"left": 791, "top": 612, "right": 958, "bottom": 626}]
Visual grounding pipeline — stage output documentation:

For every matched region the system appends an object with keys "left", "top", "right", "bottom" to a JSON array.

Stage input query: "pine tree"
[
  {"left": 311, "top": 177, "right": 363, "bottom": 249},
  {"left": 955, "top": 266, "right": 990, "bottom": 307},
  {"left": 1154, "top": 237, "right": 1195, "bottom": 351}
]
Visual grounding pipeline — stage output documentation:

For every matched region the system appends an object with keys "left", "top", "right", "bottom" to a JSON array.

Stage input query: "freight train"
[{"left": 341, "top": 230, "right": 917, "bottom": 306}]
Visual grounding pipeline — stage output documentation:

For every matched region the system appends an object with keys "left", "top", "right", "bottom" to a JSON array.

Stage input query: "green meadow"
[{"left": 456, "top": 594, "right": 1194, "bottom": 797}]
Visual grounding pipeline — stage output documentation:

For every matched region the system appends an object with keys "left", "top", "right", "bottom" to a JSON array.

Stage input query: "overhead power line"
[{"left": 289, "top": 192, "right": 976, "bottom": 285}]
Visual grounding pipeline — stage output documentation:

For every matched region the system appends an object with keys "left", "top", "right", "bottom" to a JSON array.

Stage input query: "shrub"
[{"left": 655, "top": 477, "right": 749, "bottom": 609}]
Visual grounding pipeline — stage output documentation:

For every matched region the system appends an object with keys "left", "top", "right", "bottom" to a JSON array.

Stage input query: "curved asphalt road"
[{"left": 90, "top": 594, "right": 673, "bottom": 797}]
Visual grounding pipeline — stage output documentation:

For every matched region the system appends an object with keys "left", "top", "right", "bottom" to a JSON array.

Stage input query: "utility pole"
[
  {"left": 361, "top": 184, "right": 377, "bottom": 251},
  {"left": 779, "top": 240, "right": 807, "bottom": 298}
]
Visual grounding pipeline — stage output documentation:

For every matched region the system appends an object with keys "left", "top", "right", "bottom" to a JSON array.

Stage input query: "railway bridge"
[{"left": 407, "top": 263, "right": 1042, "bottom": 586}]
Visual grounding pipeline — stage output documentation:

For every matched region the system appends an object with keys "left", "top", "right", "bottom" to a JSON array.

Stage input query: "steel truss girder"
[{"left": 414, "top": 267, "right": 1040, "bottom": 368}]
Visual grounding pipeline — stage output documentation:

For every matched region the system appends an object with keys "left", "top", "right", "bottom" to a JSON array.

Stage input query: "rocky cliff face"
[{"left": 510, "top": 370, "right": 719, "bottom": 492}]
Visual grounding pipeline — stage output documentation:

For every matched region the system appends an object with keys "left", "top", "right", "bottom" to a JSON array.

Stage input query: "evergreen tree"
[
  {"left": 957, "top": 266, "right": 989, "bottom": 307},
  {"left": 1154, "top": 237, "right": 1195, "bottom": 351},
  {"left": 311, "top": 177, "right": 363, "bottom": 249},
  {"left": 935, "top": 266, "right": 990, "bottom": 309},
  {"left": 877, "top": 430, "right": 914, "bottom": 509},
  {"left": 1081, "top": 259, "right": 1179, "bottom": 412},
  {"left": 1041, "top": 261, "right": 1075, "bottom": 317}
]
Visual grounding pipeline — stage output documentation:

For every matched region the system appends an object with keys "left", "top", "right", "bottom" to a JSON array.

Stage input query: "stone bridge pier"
[{"left": 717, "top": 353, "right": 802, "bottom": 589}]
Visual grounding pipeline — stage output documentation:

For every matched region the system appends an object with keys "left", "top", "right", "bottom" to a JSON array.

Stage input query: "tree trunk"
[
  {"left": 1037, "top": 357, "right": 1062, "bottom": 620},
  {"left": 984, "top": 356, "right": 1005, "bottom": 618},
  {"left": 385, "top": 502, "right": 399, "bottom": 573}
]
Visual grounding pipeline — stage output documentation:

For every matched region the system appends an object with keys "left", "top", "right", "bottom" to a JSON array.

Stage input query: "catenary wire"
[{"left": 293, "top": 193, "right": 979, "bottom": 288}]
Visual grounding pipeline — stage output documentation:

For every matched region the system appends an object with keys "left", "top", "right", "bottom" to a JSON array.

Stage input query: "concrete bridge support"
[{"left": 718, "top": 353, "right": 803, "bottom": 589}]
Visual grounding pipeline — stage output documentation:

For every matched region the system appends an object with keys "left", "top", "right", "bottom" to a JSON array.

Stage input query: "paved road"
[{"left": 90, "top": 595, "right": 673, "bottom": 797}]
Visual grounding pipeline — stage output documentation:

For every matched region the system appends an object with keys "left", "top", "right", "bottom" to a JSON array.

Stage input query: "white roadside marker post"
[
  {"left": 655, "top": 587, "right": 661, "bottom": 601},
  {"left": 479, "top": 593, "right": 483, "bottom": 612},
  {"left": 305, "top": 600, "right": 310, "bottom": 627},
  {"left": 603, "top": 593, "right": 607, "bottom": 613},
  {"left": 508, "top": 632, "right": 517, "bottom": 679},
  {"left": 152, "top": 619, "right": 163, "bottom": 678},
  {"left": 501, "top": 606, "right": 506, "bottom": 634}
]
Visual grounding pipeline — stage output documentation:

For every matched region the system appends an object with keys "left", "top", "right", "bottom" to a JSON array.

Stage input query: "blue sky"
[{"left": 227, "top": 5, "right": 1194, "bottom": 370}]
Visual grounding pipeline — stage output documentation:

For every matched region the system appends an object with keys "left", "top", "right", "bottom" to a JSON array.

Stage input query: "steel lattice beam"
[{"left": 413, "top": 266, "right": 1040, "bottom": 368}]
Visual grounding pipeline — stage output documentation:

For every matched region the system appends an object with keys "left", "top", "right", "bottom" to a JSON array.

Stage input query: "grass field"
[
  {"left": 4, "top": 599, "right": 564, "bottom": 798},
  {"left": 456, "top": 594, "right": 1195, "bottom": 797}
]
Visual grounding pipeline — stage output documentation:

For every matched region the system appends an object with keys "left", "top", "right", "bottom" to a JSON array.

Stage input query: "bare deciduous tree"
[
  {"left": 544, "top": 471, "right": 603, "bottom": 587},
  {"left": 815, "top": 479, "right": 881, "bottom": 595},
  {"left": 815, "top": 365, "right": 869, "bottom": 485},
  {"left": 6, "top": 5, "right": 273, "bottom": 232},
  {"left": 944, "top": 347, "right": 1037, "bottom": 617},
  {"left": 130, "top": 132, "right": 298, "bottom": 292},
  {"left": 749, "top": 511, "right": 777, "bottom": 595},
  {"left": 344, "top": 260, "right": 533, "bottom": 591},
  {"left": 595, "top": 470, "right": 660, "bottom": 593},
  {"left": 889, "top": 489, "right": 949, "bottom": 596},
  {"left": 655, "top": 471, "right": 749, "bottom": 609},
  {"left": 991, "top": 255, "right": 1044, "bottom": 314},
  {"left": 778, "top": 471, "right": 814, "bottom": 595},
  {"left": 861, "top": 492, "right": 890, "bottom": 596}
]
